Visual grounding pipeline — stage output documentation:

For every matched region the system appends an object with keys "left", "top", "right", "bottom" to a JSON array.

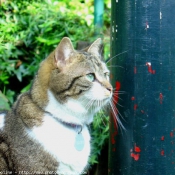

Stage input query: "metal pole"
[
  {"left": 109, "top": 0, "right": 175, "bottom": 174},
  {"left": 94, "top": 0, "right": 104, "bottom": 35}
]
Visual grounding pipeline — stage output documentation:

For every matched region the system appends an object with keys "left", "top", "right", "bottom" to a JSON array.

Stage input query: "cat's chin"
[
  {"left": 79, "top": 97, "right": 111, "bottom": 120},
  {"left": 82, "top": 95, "right": 111, "bottom": 107},
  {"left": 45, "top": 90, "right": 95, "bottom": 125}
]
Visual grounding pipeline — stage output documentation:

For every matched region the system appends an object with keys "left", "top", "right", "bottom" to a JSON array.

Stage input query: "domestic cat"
[{"left": 0, "top": 37, "right": 113, "bottom": 174}]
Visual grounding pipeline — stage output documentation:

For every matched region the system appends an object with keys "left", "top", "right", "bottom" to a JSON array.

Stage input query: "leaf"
[
  {"left": 0, "top": 91, "right": 10, "bottom": 110},
  {"left": 21, "top": 83, "right": 31, "bottom": 93},
  {"left": 15, "top": 70, "right": 22, "bottom": 82}
]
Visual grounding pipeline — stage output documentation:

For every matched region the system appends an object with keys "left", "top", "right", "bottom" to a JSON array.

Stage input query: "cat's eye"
[
  {"left": 104, "top": 72, "right": 110, "bottom": 80},
  {"left": 86, "top": 73, "right": 95, "bottom": 82}
]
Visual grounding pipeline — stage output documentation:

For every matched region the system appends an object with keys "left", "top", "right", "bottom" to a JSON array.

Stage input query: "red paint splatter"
[
  {"left": 110, "top": 113, "right": 118, "bottom": 147},
  {"left": 170, "top": 132, "right": 174, "bottom": 137},
  {"left": 131, "top": 144, "right": 141, "bottom": 161},
  {"left": 134, "top": 104, "right": 138, "bottom": 110},
  {"left": 159, "top": 93, "right": 163, "bottom": 104},
  {"left": 112, "top": 81, "right": 121, "bottom": 128},
  {"left": 131, "top": 96, "right": 135, "bottom": 101},
  {"left": 161, "top": 136, "right": 165, "bottom": 141},
  {"left": 113, "top": 81, "right": 121, "bottom": 106},
  {"left": 161, "top": 150, "right": 165, "bottom": 156},
  {"left": 131, "top": 153, "right": 140, "bottom": 161},
  {"left": 134, "top": 145, "right": 141, "bottom": 153},
  {"left": 115, "top": 81, "right": 121, "bottom": 91},
  {"left": 146, "top": 62, "right": 155, "bottom": 74},
  {"left": 111, "top": 131, "right": 118, "bottom": 144},
  {"left": 111, "top": 136, "right": 115, "bottom": 144},
  {"left": 134, "top": 67, "right": 137, "bottom": 74}
]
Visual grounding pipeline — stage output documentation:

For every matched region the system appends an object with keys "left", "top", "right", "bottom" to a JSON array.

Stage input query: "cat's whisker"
[
  {"left": 105, "top": 50, "right": 128, "bottom": 63},
  {"left": 98, "top": 100, "right": 101, "bottom": 109},
  {"left": 112, "top": 97, "right": 123, "bottom": 103},
  {"left": 99, "top": 111, "right": 107, "bottom": 127},
  {"left": 90, "top": 100, "right": 97, "bottom": 111},
  {"left": 116, "top": 103, "right": 123, "bottom": 108},
  {"left": 112, "top": 93, "right": 125, "bottom": 97},
  {"left": 95, "top": 112, "right": 101, "bottom": 127},
  {"left": 112, "top": 94, "right": 122, "bottom": 100},
  {"left": 112, "top": 89, "right": 123, "bottom": 93},
  {"left": 90, "top": 100, "right": 96, "bottom": 112},
  {"left": 112, "top": 99, "right": 123, "bottom": 108},
  {"left": 98, "top": 109, "right": 107, "bottom": 122},
  {"left": 112, "top": 90, "right": 126, "bottom": 93},
  {"left": 112, "top": 92, "right": 122, "bottom": 95},
  {"left": 111, "top": 101, "right": 126, "bottom": 123},
  {"left": 112, "top": 94, "right": 123, "bottom": 101},
  {"left": 110, "top": 101, "right": 121, "bottom": 128},
  {"left": 109, "top": 101, "right": 125, "bottom": 131},
  {"left": 85, "top": 100, "right": 94, "bottom": 111},
  {"left": 107, "top": 65, "right": 124, "bottom": 68},
  {"left": 112, "top": 95, "right": 124, "bottom": 101}
]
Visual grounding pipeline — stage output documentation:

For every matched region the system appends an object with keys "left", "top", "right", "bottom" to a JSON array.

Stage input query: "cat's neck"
[
  {"left": 45, "top": 90, "right": 94, "bottom": 126},
  {"left": 30, "top": 51, "right": 55, "bottom": 107}
]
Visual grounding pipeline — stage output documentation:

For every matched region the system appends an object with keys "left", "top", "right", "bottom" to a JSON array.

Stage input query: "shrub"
[{"left": 0, "top": 0, "right": 95, "bottom": 101}]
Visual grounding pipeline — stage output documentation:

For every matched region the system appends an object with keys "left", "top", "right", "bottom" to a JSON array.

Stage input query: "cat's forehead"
[{"left": 77, "top": 51, "right": 108, "bottom": 72}]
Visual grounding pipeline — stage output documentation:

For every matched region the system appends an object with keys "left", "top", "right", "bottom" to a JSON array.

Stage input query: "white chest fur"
[
  {"left": 27, "top": 115, "right": 90, "bottom": 174},
  {"left": 27, "top": 90, "right": 92, "bottom": 174}
]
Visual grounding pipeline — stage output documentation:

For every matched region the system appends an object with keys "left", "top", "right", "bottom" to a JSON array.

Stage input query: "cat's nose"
[{"left": 107, "top": 86, "right": 113, "bottom": 93}]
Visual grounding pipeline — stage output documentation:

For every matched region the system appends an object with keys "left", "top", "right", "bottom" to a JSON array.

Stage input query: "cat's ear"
[
  {"left": 87, "top": 38, "right": 102, "bottom": 58},
  {"left": 55, "top": 37, "right": 74, "bottom": 69}
]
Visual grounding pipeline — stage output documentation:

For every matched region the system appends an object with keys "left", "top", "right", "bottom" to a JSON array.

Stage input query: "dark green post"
[{"left": 109, "top": 0, "right": 175, "bottom": 175}]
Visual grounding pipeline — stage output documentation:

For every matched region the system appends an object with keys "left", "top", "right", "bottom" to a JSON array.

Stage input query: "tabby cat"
[{"left": 0, "top": 37, "right": 113, "bottom": 175}]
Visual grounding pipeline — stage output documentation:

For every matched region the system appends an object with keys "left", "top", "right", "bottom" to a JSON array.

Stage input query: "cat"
[{"left": 0, "top": 37, "right": 113, "bottom": 175}]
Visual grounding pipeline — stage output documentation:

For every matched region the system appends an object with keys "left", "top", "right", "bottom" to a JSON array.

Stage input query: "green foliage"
[
  {"left": 0, "top": 0, "right": 95, "bottom": 101},
  {"left": 89, "top": 111, "right": 109, "bottom": 164},
  {"left": 0, "top": 91, "right": 10, "bottom": 110},
  {"left": 0, "top": 0, "right": 111, "bottom": 166}
]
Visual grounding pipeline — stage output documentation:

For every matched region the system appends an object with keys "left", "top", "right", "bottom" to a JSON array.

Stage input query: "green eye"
[
  {"left": 104, "top": 72, "right": 110, "bottom": 80},
  {"left": 86, "top": 73, "right": 95, "bottom": 82}
]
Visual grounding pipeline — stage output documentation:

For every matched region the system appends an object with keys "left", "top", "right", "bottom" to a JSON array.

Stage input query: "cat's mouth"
[
  {"left": 104, "top": 89, "right": 113, "bottom": 98},
  {"left": 83, "top": 96, "right": 112, "bottom": 111}
]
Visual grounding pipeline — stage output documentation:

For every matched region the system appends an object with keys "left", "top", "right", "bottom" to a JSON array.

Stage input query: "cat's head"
[{"left": 49, "top": 37, "right": 113, "bottom": 113}]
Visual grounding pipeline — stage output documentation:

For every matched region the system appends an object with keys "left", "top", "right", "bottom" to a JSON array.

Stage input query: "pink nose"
[{"left": 107, "top": 87, "right": 113, "bottom": 93}]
